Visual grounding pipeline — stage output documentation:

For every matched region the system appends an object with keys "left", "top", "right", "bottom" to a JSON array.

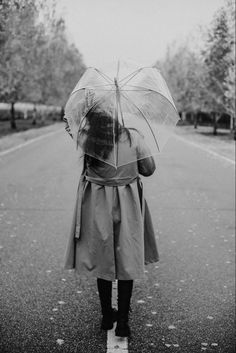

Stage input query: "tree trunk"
[
  {"left": 32, "top": 105, "right": 37, "bottom": 125},
  {"left": 10, "top": 102, "right": 16, "bottom": 129},
  {"left": 193, "top": 112, "right": 198, "bottom": 129},
  {"left": 182, "top": 111, "right": 186, "bottom": 123},
  {"left": 60, "top": 106, "right": 65, "bottom": 121},
  {"left": 230, "top": 115, "right": 236, "bottom": 140},
  {"left": 212, "top": 112, "right": 218, "bottom": 135},
  {"left": 233, "top": 116, "right": 236, "bottom": 141}
]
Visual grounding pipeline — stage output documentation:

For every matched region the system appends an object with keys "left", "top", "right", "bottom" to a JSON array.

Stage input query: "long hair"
[{"left": 80, "top": 109, "right": 132, "bottom": 167}]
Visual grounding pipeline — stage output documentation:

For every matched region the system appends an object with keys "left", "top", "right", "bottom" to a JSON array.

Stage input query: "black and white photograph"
[{"left": 0, "top": 0, "right": 235, "bottom": 352}]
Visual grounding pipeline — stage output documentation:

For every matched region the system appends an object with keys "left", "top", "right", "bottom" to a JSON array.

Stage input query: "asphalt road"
[{"left": 0, "top": 130, "right": 235, "bottom": 353}]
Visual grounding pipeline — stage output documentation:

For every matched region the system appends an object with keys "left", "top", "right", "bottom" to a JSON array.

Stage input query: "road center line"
[
  {"left": 173, "top": 135, "right": 235, "bottom": 166},
  {"left": 0, "top": 128, "right": 62, "bottom": 157},
  {"left": 107, "top": 281, "right": 128, "bottom": 353}
]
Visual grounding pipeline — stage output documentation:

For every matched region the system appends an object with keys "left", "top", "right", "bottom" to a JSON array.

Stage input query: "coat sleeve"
[{"left": 136, "top": 133, "right": 156, "bottom": 176}]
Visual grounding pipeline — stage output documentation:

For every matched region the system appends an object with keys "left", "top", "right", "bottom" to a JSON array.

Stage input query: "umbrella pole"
[{"left": 114, "top": 78, "right": 119, "bottom": 167}]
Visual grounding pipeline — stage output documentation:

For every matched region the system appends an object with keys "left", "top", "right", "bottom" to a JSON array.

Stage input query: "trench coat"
[{"left": 64, "top": 130, "right": 159, "bottom": 281}]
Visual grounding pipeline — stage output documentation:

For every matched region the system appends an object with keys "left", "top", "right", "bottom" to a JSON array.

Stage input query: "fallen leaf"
[
  {"left": 165, "top": 343, "right": 171, "bottom": 347},
  {"left": 168, "top": 325, "right": 176, "bottom": 330},
  {"left": 146, "top": 323, "right": 153, "bottom": 327},
  {"left": 56, "top": 339, "right": 64, "bottom": 345},
  {"left": 58, "top": 301, "right": 65, "bottom": 305},
  {"left": 211, "top": 343, "right": 218, "bottom": 346},
  {"left": 207, "top": 316, "right": 213, "bottom": 320},
  {"left": 201, "top": 343, "right": 208, "bottom": 346}
]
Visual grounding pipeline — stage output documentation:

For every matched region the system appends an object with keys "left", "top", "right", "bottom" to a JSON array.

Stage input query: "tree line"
[
  {"left": 0, "top": 0, "right": 235, "bottom": 135},
  {"left": 156, "top": 0, "right": 235, "bottom": 135},
  {"left": 0, "top": 0, "right": 86, "bottom": 128}
]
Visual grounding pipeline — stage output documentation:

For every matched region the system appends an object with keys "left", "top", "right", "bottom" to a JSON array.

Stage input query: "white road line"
[
  {"left": 174, "top": 135, "right": 235, "bottom": 166},
  {"left": 0, "top": 128, "right": 62, "bottom": 157},
  {"left": 107, "top": 281, "right": 128, "bottom": 353}
]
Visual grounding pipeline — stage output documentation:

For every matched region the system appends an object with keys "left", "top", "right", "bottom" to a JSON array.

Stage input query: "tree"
[
  {"left": 0, "top": 0, "right": 40, "bottom": 127},
  {"left": 0, "top": 0, "right": 86, "bottom": 128},
  {"left": 35, "top": 16, "right": 86, "bottom": 107},
  {"left": 224, "top": 0, "right": 235, "bottom": 134},
  {"left": 157, "top": 43, "right": 207, "bottom": 121},
  {"left": 203, "top": 7, "right": 231, "bottom": 110}
]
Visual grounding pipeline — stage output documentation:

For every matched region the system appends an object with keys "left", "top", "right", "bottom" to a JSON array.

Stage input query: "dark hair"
[{"left": 80, "top": 109, "right": 132, "bottom": 167}]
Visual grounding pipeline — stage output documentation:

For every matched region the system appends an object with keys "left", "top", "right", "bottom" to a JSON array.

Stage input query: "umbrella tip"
[{"left": 114, "top": 77, "right": 118, "bottom": 88}]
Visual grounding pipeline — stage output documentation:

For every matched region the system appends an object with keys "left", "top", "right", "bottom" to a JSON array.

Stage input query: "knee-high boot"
[
  {"left": 115, "top": 280, "right": 133, "bottom": 337},
  {"left": 97, "top": 278, "right": 117, "bottom": 330}
]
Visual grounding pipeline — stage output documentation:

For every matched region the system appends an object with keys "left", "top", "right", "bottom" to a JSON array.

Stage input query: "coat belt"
[{"left": 84, "top": 175, "right": 138, "bottom": 187}]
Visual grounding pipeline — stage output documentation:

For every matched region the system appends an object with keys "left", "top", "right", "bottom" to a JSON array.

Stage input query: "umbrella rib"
[
  {"left": 120, "top": 91, "right": 160, "bottom": 152},
  {"left": 94, "top": 68, "right": 113, "bottom": 83},
  {"left": 121, "top": 85, "right": 179, "bottom": 114},
  {"left": 119, "top": 66, "right": 160, "bottom": 84},
  {"left": 119, "top": 66, "right": 158, "bottom": 87},
  {"left": 119, "top": 69, "right": 143, "bottom": 87},
  {"left": 71, "top": 84, "right": 114, "bottom": 95}
]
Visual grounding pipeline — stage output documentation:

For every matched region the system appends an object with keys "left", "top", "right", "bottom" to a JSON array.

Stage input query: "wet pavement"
[{"left": 0, "top": 130, "right": 235, "bottom": 352}]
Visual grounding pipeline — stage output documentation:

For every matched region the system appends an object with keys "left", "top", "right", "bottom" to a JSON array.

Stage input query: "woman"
[{"left": 64, "top": 109, "right": 159, "bottom": 337}]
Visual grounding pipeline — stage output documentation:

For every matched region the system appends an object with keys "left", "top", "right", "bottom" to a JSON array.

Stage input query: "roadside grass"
[
  {"left": 176, "top": 124, "right": 235, "bottom": 142},
  {"left": 0, "top": 121, "right": 63, "bottom": 153},
  {"left": 0, "top": 119, "right": 59, "bottom": 138},
  {"left": 175, "top": 125, "right": 235, "bottom": 161}
]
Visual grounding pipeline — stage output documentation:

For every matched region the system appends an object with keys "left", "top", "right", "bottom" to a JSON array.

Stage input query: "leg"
[
  {"left": 97, "top": 278, "right": 117, "bottom": 330},
  {"left": 115, "top": 280, "right": 133, "bottom": 337}
]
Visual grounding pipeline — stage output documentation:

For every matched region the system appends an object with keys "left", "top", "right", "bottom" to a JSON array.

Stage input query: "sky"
[{"left": 57, "top": 0, "right": 226, "bottom": 67}]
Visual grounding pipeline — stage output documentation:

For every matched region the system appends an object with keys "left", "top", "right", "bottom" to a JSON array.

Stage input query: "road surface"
[{"left": 0, "top": 129, "right": 235, "bottom": 353}]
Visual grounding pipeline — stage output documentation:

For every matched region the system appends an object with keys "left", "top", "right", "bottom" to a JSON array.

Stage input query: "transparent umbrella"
[{"left": 64, "top": 60, "right": 180, "bottom": 167}]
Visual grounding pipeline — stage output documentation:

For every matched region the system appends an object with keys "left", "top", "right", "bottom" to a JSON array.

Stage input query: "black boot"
[
  {"left": 97, "top": 278, "right": 117, "bottom": 330},
  {"left": 115, "top": 280, "right": 133, "bottom": 337}
]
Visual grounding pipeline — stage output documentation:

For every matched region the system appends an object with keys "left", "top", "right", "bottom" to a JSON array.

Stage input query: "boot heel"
[
  {"left": 101, "top": 308, "right": 117, "bottom": 330},
  {"left": 115, "top": 280, "right": 133, "bottom": 337},
  {"left": 115, "top": 320, "right": 131, "bottom": 337}
]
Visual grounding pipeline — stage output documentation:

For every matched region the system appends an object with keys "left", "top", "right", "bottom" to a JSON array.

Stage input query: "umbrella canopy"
[{"left": 64, "top": 60, "right": 180, "bottom": 167}]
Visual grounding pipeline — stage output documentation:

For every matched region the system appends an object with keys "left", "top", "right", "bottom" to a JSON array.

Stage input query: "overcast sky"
[{"left": 57, "top": 0, "right": 226, "bottom": 67}]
